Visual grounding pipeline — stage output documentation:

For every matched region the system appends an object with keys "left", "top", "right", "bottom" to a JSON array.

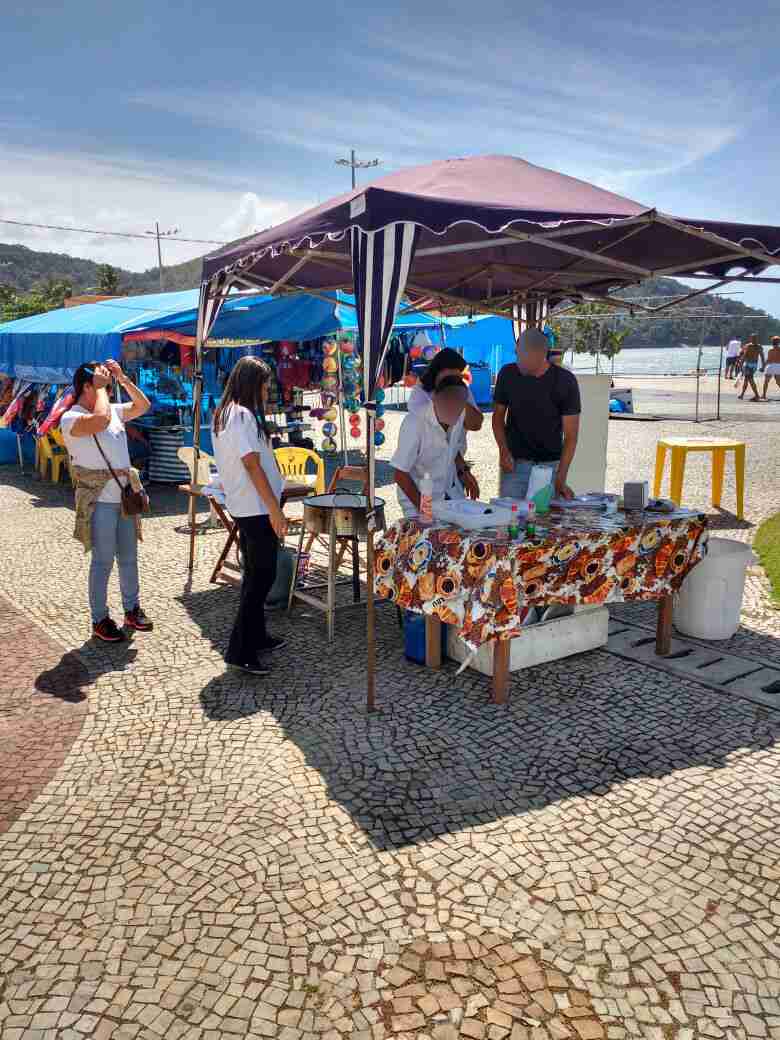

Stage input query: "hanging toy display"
[{"left": 372, "top": 387, "right": 385, "bottom": 446}]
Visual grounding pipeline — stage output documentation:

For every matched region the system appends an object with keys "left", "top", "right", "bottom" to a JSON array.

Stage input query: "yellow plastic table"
[{"left": 653, "top": 437, "right": 745, "bottom": 518}]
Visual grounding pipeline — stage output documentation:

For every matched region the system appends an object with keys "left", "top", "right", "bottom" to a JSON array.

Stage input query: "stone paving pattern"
[{"left": 1, "top": 405, "right": 779, "bottom": 1040}]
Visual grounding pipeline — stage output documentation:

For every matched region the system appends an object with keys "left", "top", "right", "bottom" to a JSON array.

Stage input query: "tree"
[
  {"left": 551, "top": 303, "right": 637, "bottom": 369},
  {"left": 97, "top": 264, "right": 120, "bottom": 294},
  {"left": 0, "top": 280, "right": 73, "bottom": 322}
]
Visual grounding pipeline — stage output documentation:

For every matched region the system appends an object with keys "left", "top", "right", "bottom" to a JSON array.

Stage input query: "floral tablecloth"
[{"left": 374, "top": 508, "right": 708, "bottom": 651}]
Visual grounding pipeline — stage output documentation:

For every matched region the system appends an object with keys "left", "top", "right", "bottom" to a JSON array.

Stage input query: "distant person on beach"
[
  {"left": 738, "top": 334, "right": 765, "bottom": 402},
  {"left": 724, "top": 337, "right": 741, "bottom": 379},
  {"left": 763, "top": 336, "right": 780, "bottom": 400}
]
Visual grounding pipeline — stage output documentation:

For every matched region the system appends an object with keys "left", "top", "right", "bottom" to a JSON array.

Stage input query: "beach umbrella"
[{"left": 194, "top": 154, "right": 780, "bottom": 710}]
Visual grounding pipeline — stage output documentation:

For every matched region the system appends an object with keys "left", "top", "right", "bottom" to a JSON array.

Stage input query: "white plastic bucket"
[{"left": 674, "top": 537, "right": 757, "bottom": 640}]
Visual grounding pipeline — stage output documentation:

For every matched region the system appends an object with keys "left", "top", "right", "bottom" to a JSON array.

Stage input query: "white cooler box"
[{"left": 447, "top": 605, "right": 609, "bottom": 676}]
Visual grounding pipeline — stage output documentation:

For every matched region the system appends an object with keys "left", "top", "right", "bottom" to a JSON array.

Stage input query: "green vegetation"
[
  {"left": 0, "top": 242, "right": 201, "bottom": 298},
  {"left": 0, "top": 280, "right": 73, "bottom": 322},
  {"left": 96, "top": 264, "right": 120, "bottom": 294},
  {"left": 754, "top": 513, "right": 780, "bottom": 608},
  {"left": 2, "top": 242, "right": 779, "bottom": 348}
]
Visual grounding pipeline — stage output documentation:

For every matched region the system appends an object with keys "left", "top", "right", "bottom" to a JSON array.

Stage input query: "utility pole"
[
  {"left": 335, "top": 149, "right": 380, "bottom": 190},
  {"left": 145, "top": 222, "right": 180, "bottom": 292}
]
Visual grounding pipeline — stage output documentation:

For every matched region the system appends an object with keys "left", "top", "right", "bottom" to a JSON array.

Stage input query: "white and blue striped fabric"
[{"left": 350, "top": 222, "right": 419, "bottom": 403}]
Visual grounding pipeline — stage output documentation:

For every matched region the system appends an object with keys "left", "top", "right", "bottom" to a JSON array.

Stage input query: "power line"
[{"left": 0, "top": 217, "right": 226, "bottom": 246}]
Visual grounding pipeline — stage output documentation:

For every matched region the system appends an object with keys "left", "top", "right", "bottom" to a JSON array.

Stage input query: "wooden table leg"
[
  {"left": 491, "top": 639, "right": 510, "bottom": 705},
  {"left": 656, "top": 594, "right": 673, "bottom": 656},
  {"left": 425, "top": 615, "right": 442, "bottom": 669},
  {"left": 210, "top": 524, "right": 239, "bottom": 584},
  {"left": 351, "top": 537, "right": 361, "bottom": 603}
]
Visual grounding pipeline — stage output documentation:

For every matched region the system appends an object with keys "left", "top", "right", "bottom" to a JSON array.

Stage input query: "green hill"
[
  {"left": 0, "top": 242, "right": 201, "bottom": 294},
  {"left": 2, "top": 242, "right": 778, "bottom": 346}
]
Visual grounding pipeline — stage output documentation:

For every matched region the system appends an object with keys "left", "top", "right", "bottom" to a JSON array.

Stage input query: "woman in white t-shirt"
[
  {"left": 61, "top": 360, "right": 152, "bottom": 643},
  {"left": 212, "top": 357, "right": 288, "bottom": 676}
]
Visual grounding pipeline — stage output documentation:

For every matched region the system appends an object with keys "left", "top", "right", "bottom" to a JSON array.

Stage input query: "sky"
[{"left": 3, "top": 0, "right": 780, "bottom": 313}]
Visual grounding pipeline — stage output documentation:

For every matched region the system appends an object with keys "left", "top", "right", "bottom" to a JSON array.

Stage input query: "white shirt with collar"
[{"left": 391, "top": 399, "right": 466, "bottom": 517}]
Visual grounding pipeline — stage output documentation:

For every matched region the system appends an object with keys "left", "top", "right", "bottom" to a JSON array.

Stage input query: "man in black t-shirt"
[{"left": 492, "top": 328, "right": 581, "bottom": 499}]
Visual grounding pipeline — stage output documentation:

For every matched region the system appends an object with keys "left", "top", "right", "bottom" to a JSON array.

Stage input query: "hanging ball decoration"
[
  {"left": 422, "top": 344, "right": 439, "bottom": 361},
  {"left": 323, "top": 340, "right": 338, "bottom": 355},
  {"left": 322, "top": 422, "right": 337, "bottom": 437},
  {"left": 375, "top": 404, "right": 385, "bottom": 419},
  {"left": 323, "top": 356, "right": 338, "bottom": 373},
  {"left": 374, "top": 388, "right": 385, "bottom": 403},
  {"left": 374, "top": 432, "right": 385, "bottom": 447},
  {"left": 324, "top": 408, "right": 338, "bottom": 422},
  {"left": 341, "top": 355, "right": 355, "bottom": 371},
  {"left": 375, "top": 418, "right": 385, "bottom": 432},
  {"left": 410, "top": 345, "right": 423, "bottom": 360},
  {"left": 346, "top": 398, "right": 361, "bottom": 414},
  {"left": 340, "top": 340, "right": 355, "bottom": 354},
  {"left": 322, "top": 438, "right": 338, "bottom": 453},
  {"left": 350, "top": 426, "right": 362, "bottom": 439},
  {"left": 349, "top": 414, "right": 361, "bottom": 428},
  {"left": 322, "top": 375, "right": 338, "bottom": 391}
]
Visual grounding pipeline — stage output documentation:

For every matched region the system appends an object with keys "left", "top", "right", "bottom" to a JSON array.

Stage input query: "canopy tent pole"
[
  {"left": 351, "top": 222, "right": 420, "bottom": 712},
  {"left": 188, "top": 279, "right": 229, "bottom": 573}
]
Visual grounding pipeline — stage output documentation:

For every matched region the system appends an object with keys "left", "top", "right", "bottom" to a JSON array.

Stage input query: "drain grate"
[{"left": 606, "top": 622, "right": 780, "bottom": 710}]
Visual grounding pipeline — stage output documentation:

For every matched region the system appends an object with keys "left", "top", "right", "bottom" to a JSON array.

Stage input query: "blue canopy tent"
[{"left": 0, "top": 289, "right": 445, "bottom": 384}]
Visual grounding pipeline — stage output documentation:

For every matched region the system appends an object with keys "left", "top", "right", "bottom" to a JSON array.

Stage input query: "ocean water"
[{"left": 566, "top": 345, "right": 726, "bottom": 377}]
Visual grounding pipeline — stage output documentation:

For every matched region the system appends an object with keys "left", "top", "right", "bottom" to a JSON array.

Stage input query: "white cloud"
[{"left": 0, "top": 147, "right": 312, "bottom": 273}]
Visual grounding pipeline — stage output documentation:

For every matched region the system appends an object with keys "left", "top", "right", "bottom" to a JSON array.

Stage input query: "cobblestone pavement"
[{"left": 1, "top": 411, "right": 779, "bottom": 1040}]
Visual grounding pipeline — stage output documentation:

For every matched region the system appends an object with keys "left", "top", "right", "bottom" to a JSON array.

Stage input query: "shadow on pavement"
[{"left": 193, "top": 599, "right": 780, "bottom": 852}]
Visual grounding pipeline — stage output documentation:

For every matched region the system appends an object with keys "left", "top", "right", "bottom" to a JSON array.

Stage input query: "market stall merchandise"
[
  {"left": 374, "top": 506, "right": 708, "bottom": 703},
  {"left": 194, "top": 152, "right": 780, "bottom": 709}
]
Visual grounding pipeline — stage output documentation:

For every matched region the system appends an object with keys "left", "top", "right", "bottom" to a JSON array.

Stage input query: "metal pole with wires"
[
  {"left": 145, "top": 222, "right": 181, "bottom": 292},
  {"left": 335, "top": 150, "right": 380, "bottom": 190}
]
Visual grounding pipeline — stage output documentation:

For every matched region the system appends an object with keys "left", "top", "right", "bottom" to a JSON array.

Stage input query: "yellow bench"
[{"left": 653, "top": 436, "right": 745, "bottom": 519}]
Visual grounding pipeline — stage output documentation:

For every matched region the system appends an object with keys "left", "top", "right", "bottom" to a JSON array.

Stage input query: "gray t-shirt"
[{"left": 493, "top": 363, "right": 581, "bottom": 463}]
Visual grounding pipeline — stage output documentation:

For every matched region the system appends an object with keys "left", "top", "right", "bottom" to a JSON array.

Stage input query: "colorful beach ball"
[
  {"left": 374, "top": 388, "right": 385, "bottom": 403},
  {"left": 340, "top": 340, "right": 355, "bottom": 354},
  {"left": 375, "top": 418, "right": 385, "bottom": 432},
  {"left": 350, "top": 426, "right": 362, "bottom": 439},
  {"left": 374, "top": 432, "right": 385, "bottom": 447},
  {"left": 322, "top": 438, "right": 337, "bottom": 453},
  {"left": 323, "top": 356, "right": 338, "bottom": 373},
  {"left": 323, "top": 341, "right": 337, "bottom": 355},
  {"left": 375, "top": 404, "right": 385, "bottom": 418},
  {"left": 322, "top": 422, "right": 337, "bottom": 437}
]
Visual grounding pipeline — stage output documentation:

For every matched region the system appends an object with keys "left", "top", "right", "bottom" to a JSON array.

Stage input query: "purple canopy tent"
[{"left": 193, "top": 154, "right": 780, "bottom": 709}]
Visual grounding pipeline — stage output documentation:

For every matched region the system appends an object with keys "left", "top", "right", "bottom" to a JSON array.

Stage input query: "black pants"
[{"left": 226, "top": 515, "right": 278, "bottom": 666}]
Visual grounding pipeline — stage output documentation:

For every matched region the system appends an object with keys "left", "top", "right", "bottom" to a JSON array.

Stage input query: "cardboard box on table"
[{"left": 450, "top": 374, "right": 612, "bottom": 676}]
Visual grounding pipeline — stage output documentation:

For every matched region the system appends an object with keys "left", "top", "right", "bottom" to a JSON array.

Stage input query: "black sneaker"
[
  {"left": 93, "top": 617, "right": 126, "bottom": 643},
  {"left": 124, "top": 606, "right": 153, "bottom": 632},
  {"left": 258, "top": 637, "right": 287, "bottom": 654},
  {"left": 227, "top": 661, "right": 269, "bottom": 676}
]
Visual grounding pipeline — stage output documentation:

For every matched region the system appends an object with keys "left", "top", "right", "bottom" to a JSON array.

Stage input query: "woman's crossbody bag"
[{"left": 92, "top": 434, "right": 149, "bottom": 516}]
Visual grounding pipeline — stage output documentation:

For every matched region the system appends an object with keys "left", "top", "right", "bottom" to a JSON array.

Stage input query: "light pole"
[
  {"left": 335, "top": 150, "right": 380, "bottom": 190},
  {"left": 145, "top": 222, "right": 180, "bottom": 292}
]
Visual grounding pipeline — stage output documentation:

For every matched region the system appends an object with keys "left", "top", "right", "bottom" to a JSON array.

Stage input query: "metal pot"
[{"left": 302, "top": 493, "right": 386, "bottom": 539}]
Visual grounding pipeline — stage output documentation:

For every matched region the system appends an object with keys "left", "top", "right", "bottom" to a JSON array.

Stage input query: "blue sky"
[{"left": 3, "top": 0, "right": 780, "bottom": 313}]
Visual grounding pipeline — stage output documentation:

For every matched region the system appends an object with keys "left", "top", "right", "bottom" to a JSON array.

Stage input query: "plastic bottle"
[
  {"left": 526, "top": 501, "right": 537, "bottom": 538},
  {"left": 419, "top": 473, "right": 433, "bottom": 523},
  {"left": 508, "top": 503, "right": 519, "bottom": 539}
]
